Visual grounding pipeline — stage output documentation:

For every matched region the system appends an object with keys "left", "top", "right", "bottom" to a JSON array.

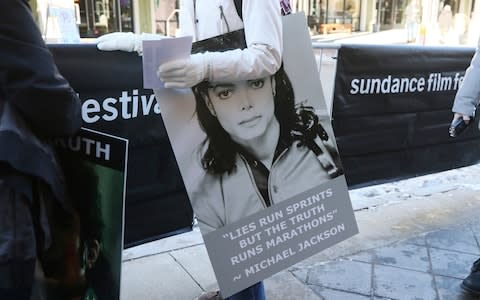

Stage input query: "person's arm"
[
  {"left": 452, "top": 38, "right": 480, "bottom": 123},
  {"left": 0, "top": 0, "right": 82, "bottom": 137},
  {"left": 208, "top": 0, "right": 283, "bottom": 82},
  {"left": 159, "top": 0, "right": 283, "bottom": 88},
  {"left": 96, "top": 32, "right": 168, "bottom": 55}
]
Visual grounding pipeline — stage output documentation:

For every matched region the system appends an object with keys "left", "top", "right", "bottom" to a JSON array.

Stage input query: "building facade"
[
  {"left": 292, "top": 0, "right": 478, "bottom": 41},
  {"left": 30, "top": 0, "right": 164, "bottom": 38},
  {"left": 30, "top": 0, "right": 478, "bottom": 43},
  {"left": 74, "top": 0, "right": 134, "bottom": 36}
]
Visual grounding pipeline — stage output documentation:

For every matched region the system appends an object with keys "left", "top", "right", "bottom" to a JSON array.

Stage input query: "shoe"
[
  {"left": 461, "top": 258, "right": 480, "bottom": 295},
  {"left": 197, "top": 290, "right": 222, "bottom": 300}
]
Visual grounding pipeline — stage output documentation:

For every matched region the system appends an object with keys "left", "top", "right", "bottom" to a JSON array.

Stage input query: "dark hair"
[{"left": 192, "top": 65, "right": 325, "bottom": 175}]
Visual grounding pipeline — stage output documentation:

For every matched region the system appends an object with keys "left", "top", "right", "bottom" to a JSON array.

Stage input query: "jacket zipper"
[
  {"left": 267, "top": 148, "right": 288, "bottom": 206},
  {"left": 219, "top": 4, "right": 231, "bottom": 32},
  {"left": 240, "top": 156, "right": 268, "bottom": 208}
]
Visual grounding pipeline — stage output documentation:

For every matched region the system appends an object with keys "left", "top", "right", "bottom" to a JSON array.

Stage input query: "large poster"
[
  {"left": 33, "top": 128, "right": 128, "bottom": 300},
  {"left": 154, "top": 13, "right": 358, "bottom": 297}
]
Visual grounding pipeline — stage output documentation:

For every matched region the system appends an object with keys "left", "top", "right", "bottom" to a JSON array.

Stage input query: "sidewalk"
[
  {"left": 120, "top": 163, "right": 480, "bottom": 300},
  {"left": 311, "top": 29, "right": 409, "bottom": 45},
  {"left": 312, "top": 28, "right": 479, "bottom": 47}
]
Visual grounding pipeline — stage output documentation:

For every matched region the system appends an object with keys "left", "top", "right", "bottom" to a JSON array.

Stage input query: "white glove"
[
  {"left": 157, "top": 53, "right": 211, "bottom": 88},
  {"left": 97, "top": 32, "right": 140, "bottom": 52},
  {"left": 97, "top": 32, "right": 167, "bottom": 55}
]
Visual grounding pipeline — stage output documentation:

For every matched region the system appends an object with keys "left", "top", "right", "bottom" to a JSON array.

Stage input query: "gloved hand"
[
  {"left": 157, "top": 53, "right": 211, "bottom": 88},
  {"left": 97, "top": 32, "right": 167, "bottom": 55},
  {"left": 97, "top": 32, "right": 140, "bottom": 52}
]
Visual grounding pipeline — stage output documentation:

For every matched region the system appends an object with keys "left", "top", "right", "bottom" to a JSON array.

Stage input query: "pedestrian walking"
[
  {"left": 404, "top": 0, "right": 419, "bottom": 42},
  {"left": 450, "top": 36, "right": 480, "bottom": 296},
  {"left": 438, "top": 4, "right": 454, "bottom": 43}
]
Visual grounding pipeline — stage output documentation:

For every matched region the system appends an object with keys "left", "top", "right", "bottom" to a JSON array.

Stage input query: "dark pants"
[
  {"left": 0, "top": 172, "right": 37, "bottom": 300},
  {"left": 0, "top": 259, "right": 36, "bottom": 300},
  {"left": 0, "top": 168, "right": 68, "bottom": 300},
  {"left": 224, "top": 281, "right": 266, "bottom": 300}
]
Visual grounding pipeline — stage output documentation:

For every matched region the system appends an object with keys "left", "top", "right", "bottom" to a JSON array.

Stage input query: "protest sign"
[
  {"left": 33, "top": 128, "right": 127, "bottom": 300},
  {"left": 142, "top": 36, "right": 192, "bottom": 88},
  {"left": 152, "top": 13, "right": 358, "bottom": 297}
]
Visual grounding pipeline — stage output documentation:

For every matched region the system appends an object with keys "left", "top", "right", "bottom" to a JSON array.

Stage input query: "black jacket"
[{"left": 0, "top": 0, "right": 82, "bottom": 204}]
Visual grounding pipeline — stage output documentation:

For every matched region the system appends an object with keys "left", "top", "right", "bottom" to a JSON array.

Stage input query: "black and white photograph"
[
  {"left": 157, "top": 23, "right": 343, "bottom": 233},
  {"left": 186, "top": 29, "right": 343, "bottom": 233}
]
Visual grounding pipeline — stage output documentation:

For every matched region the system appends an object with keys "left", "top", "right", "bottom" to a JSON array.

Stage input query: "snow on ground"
[{"left": 348, "top": 163, "right": 480, "bottom": 211}]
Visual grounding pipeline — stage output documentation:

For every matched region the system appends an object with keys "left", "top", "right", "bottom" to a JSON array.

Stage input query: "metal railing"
[{"left": 311, "top": 43, "right": 341, "bottom": 117}]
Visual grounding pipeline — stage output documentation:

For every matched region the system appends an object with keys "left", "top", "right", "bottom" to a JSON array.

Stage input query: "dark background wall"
[{"left": 332, "top": 44, "right": 480, "bottom": 188}]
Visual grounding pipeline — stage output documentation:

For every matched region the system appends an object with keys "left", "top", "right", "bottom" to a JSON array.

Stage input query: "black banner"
[
  {"left": 332, "top": 44, "right": 480, "bottom": 187},
  {"left": 48, "top": 44, "right": 193, "bottom": 247}
]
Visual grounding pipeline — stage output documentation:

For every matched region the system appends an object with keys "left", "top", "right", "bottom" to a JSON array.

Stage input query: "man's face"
[{"left": 206, "top": 77, "right": 276, "bottom": 144}]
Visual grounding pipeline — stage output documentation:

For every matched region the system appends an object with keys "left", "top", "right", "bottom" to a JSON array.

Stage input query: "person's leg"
[
  {"left": 198, "top": 281, "right": 266, "bottom": 300},
  {"left": 223, "top": 281, "right": 265, "bottom": 300},
  {"left": 461, "top": 258, "right": 480, "bottom": 295},
  {"left": 0, "top": 176, "right": 37, "bottom": 300},
  {"left": 0, "top": 259, "right": 36, "bottom": 300}
]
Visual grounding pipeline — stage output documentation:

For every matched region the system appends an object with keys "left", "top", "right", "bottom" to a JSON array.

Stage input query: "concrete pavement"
[
  {"left": 120, "top": 163, "right": 480, "bottom": 300},
  {"left": 311, "top": 29, "right": 410, "bottom": 45}
]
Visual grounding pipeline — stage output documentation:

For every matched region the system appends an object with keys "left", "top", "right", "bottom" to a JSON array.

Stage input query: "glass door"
[
  {"left": 76, "top": 0, "right": 122, "bottom": 37},
  {"left": 379, "top": 0, "right": 407, "bottom": 29}
]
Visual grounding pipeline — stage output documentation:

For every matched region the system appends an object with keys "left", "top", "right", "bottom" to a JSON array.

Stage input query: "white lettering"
[
  {"left": 82, "top": 99, "right": 101, "bottom": 123},
  {"left": 80, "top": 90, "right": 160, "bottom": 124}
]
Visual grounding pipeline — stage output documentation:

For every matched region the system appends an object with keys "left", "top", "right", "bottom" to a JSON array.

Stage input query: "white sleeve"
[
  {"left": 206, "top": 0, "right": 283, "bottom": 82},
  {"left": 452, "top": 38, "right": 480, "bottom": 116},
  {"left": 177, "top": 0, "right": 195, "bottom": 38}
]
